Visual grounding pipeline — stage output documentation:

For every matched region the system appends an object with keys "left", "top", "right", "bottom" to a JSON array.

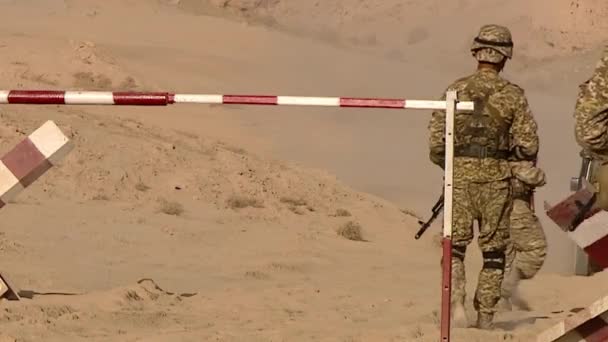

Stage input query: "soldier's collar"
[{"left": 477, "top": 67, "right": 499, "bottom": 75}]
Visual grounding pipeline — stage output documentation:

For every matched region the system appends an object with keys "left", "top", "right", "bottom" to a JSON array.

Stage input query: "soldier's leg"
[
  {"left": 509, "top": 199, "right": 547, "bottom": 279},
  {"left": 498, "top": 200, "right": 523, "bottom": 311},
  {"left": 501, "top": 198, "right": 547, "bottom": 310},
  {"left": 473, "top": 180, "right": 511, "bottom": 329},
  {"left": 450, "top": 185, "right": 475, "bottom": 327},
  {"left": 497, "top": 232, "right": 516, "bottom": 312}
]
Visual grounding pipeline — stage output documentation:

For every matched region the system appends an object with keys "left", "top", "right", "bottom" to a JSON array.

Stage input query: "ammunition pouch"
[
  {"left": 454, "top": 144, "right": 510, "bottom": 160},
  {"left": 511, "top": 178, "right": 533, "bottom": 202},
  {"left": 512, "top": 191, "right": 532, "bottom": 202}
]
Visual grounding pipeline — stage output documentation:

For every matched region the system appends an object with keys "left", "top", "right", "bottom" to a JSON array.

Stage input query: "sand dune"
[{"left": 0, "top": 0, "right": 606, "bottom": 341}]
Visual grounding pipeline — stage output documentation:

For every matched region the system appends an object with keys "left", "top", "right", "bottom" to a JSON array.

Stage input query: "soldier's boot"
[
  {"left": 473, "top": 293, "right": 496, "bottom": 330},
  {"left": 498, "top": 268, "right": 531, "bottom": 311},
  {"left": 442, "top": 244, "right": 469, "bottom": 328},
  {"left": 510, "top": 289, "right": 531, "bottom": 311},
  {"left": 476, "top": 312, "right": 495, "bottom": 330},
  {"left": 495, "top": 296, "right": 512, "bottom": 312},
  {"left": 496, "top": 268, "right": 518, "bottom": 312},
  {"left": 452, "top": 301, "right": 468, "bottom": 328}
]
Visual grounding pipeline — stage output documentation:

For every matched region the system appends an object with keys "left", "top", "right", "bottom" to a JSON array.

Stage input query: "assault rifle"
[{"left": 415, "top": 193, "right": 444, "bottom": 239}]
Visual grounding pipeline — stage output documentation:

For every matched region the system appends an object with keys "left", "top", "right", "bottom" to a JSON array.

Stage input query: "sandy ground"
[{"left": 0, "top": 0, "right": 606, "bottom": 341}]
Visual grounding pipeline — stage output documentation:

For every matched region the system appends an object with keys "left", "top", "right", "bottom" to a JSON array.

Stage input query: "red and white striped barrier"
[
  {"left": 537, "top": 295, "right": 608, "bottom": 342},
  {"left": 0, "top": 90, "right": 475, "bottom": 110},
  {"left": 0, "top": 120, "right": 73, "bottom": 208},
  {"left": 0, "top": 88, "right": 469, "bottom": 341}
]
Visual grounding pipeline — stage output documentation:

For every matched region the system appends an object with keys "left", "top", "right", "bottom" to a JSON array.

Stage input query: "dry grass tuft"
[
  {"left": 337, "top": 221, "right": 364, "bottom": 241},
  {"left": 400, "top": 208, "right": 422, "bottom": 220},
  {"left": 159, "top": 199, "right": 184, "bottom": 216},
  {"left": 92, "top": 194, "right": 110, "bottom": 201},
  {"left": 410, "top": 325, "right": 424, "bottom": 339},
  {"left": 281, "top": 197, "right": 312, "bottom": 214},
  {"left": 244, "top": 271, "right": 270, "bottom": 280},
  {"left": 226, "top": 195, "right": 264, "bottom": 209},
  {"left": 135, "top": 181, "right": 150, "bottom": 192},
  {"left": 334, "top": 208, "right": 351, "bottom": 217},
  {"left": 431, "top": 310, "right": 440, "bottom": 325},
  {"left": 280, "top": 197, "right": 307, "bottom": 206}
]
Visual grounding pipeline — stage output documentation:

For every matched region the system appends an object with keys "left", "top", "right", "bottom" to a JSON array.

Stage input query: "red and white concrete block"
[
  {"left": 0, "top": 120, "right": 73, "bottom": 208},
  {"left": 537, "top": 295, "right": 608, "bottom": 342},
  {"left": 0, "top": 90, "right": 475, "bottom": 110},
  {"left": 566, "top": 211, "right": 608, "bottom": 270},
  {"left": 545, "top": 184, "right": 608, "bottom": 270}
]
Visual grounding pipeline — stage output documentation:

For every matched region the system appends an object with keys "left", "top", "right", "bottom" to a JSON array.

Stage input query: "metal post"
[{"left": 440, "top": 90, "right": 457, "bottom": 342}]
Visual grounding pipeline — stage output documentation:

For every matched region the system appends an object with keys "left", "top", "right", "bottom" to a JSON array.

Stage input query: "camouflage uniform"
[
  {"left": 574, "top": 47, "right": 608, "bottom": 210},
  {"left": 500, "top": 161, "right": 547, "bottom": 310},
  {"left": 429, "top": 25, "right": 540, "bottom": 329},
  {"left": 574, "top": 46, "right": 608, "bottom": 159}
]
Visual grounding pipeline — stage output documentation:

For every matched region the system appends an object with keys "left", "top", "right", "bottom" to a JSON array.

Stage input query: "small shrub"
[
  {"left": 334, "top": 208, "right": 351, "bottom": 217},
  {"left": 400, "top": 208, "right": 422, "bottom": 220},
  {"left": 337, "top": 221, "right": 364, "bottom": 241},
  {"left": 280, "top": 197, "right": 307, "bottom": 206},
  {"left": 244, "top": 271, "right": 269, "bottom": 280},
  {"left": 410, "top": 325, "right": 424, "bottom": 338},
  {"left": 92, "top": 194, "right": 109, "bottom": 201},
  {"left": 159, "top": 199, "right": 184, "bottom": 216},
  {"left": 226, "top": 195, "right": 264, "bottom": 209},
  {"left": 135, "top": 181, "right": 150, "bottom": 192}
]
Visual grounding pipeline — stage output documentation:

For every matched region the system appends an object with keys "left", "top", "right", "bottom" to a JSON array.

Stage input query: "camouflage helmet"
[{"left": 471, "top": 24, "right": 513, "bottom": 63}]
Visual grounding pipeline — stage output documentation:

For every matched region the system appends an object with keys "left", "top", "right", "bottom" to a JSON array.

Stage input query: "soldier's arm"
[
  {"left": 428, "top": 93, "right": 446, "bottom": 168},
  {"left": 574, "top": 49, "right": 608, "bottom": 154},
  {"left": 509, "top": 91, "right": 539, "bottom": 161},
  {"left": 510, "top": 160, "right": 546, "bottom": 188},
  {"left": 574, "top": 87, "right": 608, "bottom": 154}
]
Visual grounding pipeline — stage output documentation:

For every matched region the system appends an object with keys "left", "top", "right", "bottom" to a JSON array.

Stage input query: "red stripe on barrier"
[
  {"left": 576, "top": 315, "right": 608, "bottom": 342},
  {"left": 7, "top": 90, "right": 65, "bottom": 104},
  {"left": 339, "top": 97, "right": 405, "bottom": 108},
  {"left": 167, "top": 93, "right": 176, "bottom": 104},
  {"left": 112, "top": 92, "right": 172, "bottom": 105},
  {"left": 223, "top": 95, "right": 278, "bottom": 105},
  {"left": 584, "top": 234, "right": 608, "bottom": 269}
]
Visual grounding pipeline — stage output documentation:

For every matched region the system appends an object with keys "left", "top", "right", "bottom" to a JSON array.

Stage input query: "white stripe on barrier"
[
  {"left": 406, "top": 100, "right": 472, "bottom": 111},
  {"left": 0, "top": 91, "right": 9, "bottom": 104},
  {"left": 173, "top": 94, "right": 223, "bottom": 104},
  {"left": 277, "top": 96, "right": 340, "bottom": 106},
  {"left": 64, "top": 91, "right": 114, "bottom": 105}
]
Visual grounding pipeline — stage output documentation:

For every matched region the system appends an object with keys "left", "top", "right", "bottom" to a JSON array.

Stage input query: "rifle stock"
[{"left": 415, "top": 193, "right": 444, "bottom": 239}]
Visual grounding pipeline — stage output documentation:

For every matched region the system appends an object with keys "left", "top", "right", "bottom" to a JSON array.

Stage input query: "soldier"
[
  {"left": 574, "top": 46, "right": 608, "bottom": 211},
  {"left": 428, "top": 24, "right": 539, "bottom": 329},
  {"left": 498, "top": 160, "right": 548, "bottom": 311}
]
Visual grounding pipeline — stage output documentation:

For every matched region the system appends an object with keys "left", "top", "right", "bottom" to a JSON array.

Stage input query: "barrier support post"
[{"left": 440, "top": 90, "right": 457, "bottom": 342}]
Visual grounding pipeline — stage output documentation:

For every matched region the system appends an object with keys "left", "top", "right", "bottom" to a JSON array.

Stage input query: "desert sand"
[{"left": 0, "top": 0, "right": 606, "bottom": 341}]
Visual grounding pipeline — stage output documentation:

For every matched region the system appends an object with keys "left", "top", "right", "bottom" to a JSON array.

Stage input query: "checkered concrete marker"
[{"left": 0, "top": 120, "right": 73, "bottom": 208}]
